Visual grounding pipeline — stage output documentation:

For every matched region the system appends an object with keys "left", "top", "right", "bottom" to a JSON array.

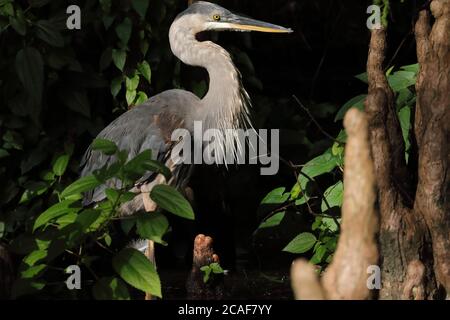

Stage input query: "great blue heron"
[
  {"left": 81, "top": 1, "right": 291, "bottom": 212},
  {"left": 80, "top": 1, "right": 291, "bottom": 297}
]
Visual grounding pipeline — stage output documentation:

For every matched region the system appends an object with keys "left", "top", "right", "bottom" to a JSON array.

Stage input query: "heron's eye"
[{"left": 212, "top": 14, "right": 221, "bottom": 21}]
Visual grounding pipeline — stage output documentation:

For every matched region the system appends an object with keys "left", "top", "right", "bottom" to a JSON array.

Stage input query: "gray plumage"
[{"left": 80, "top": 1, "right": 292, "bottom": 208}]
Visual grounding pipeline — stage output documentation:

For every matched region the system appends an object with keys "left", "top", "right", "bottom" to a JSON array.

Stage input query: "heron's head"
[{"left": 174, "top": 1, "right": 293, "bottom": 34}]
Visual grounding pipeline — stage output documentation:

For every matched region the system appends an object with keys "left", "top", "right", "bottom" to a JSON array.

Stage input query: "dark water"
[{"left": 160, "top": 268, "right": 293, "bottom": 300}]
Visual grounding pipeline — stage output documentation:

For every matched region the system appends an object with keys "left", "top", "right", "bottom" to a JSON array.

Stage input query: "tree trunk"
[
  {"left": 367, "top": 0, "right": 449, "bottom": 299},
  {"left": 291, "top": 0, "right": 449, "bottom": 300}
]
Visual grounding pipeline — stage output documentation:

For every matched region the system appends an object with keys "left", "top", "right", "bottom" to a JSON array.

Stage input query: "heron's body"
[{"left": 81, "top": 1, "right": 291, "bottom": 212}]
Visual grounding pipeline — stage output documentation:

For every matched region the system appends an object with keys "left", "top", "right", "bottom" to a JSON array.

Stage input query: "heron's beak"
[
  {"left": 207, "top": 15, "right": 293, "bottom": 33},
  {"left": 227, "top": 15, "right": 293, "bottom": 33}
]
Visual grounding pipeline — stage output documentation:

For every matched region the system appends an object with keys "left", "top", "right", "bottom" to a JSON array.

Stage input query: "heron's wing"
[{"left": 80, "top": 90, "right": 198, "bottom": 206}]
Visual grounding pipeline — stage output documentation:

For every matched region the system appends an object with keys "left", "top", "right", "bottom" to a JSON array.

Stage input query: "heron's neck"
[{"left": 169, "top": 29, "right": 250, "bottom": 131}]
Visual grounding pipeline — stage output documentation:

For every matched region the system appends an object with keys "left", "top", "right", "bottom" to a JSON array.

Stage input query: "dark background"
[{"left": 0, "top": 0, "right": 422, "bottom": 299}]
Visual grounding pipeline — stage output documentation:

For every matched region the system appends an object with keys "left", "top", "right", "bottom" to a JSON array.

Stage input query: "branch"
[
  {"left": 291, "top": 259, "right": 325, "bottom": 300},
  {"left": 322, "top": 109, "right": 379, "bottom": 299},
  {"left": 365, "top": 28, "right": 410, "bottom": 224}
]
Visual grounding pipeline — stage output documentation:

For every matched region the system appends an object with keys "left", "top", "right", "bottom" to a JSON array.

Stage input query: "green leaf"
[
  {"left": 260, "top": 187, "right": 289, "bottom": 205},
  {"left": 124, "top": 149, "right": 170, "bottom": 179},
  {"left": 54, "top": 211, "right": 77, "bottom": 228},
  {"left": 121, "top": 218, "right": 136, "bottom": 235},
  {"left": 33, "top": 199, "right": 80, "bottom": 231},
  {"left": 354, "top": 72, "right": 368, "bottom": 83},
  {"left": 0, "top": 149, "right": 10, "bottom": 159},
  {"left": 75, "top": 209, "right": 109, "bottom": 233},
  {"left": 105, "top": 188, "right": 119, "bottom": 203},
  {"left": 257, "top": 212, "right": 285, "bottom": 229},
  {"left": 23, "top": 249, "right": 47, "bottom": 267},
  {"left": 91, "top": 139, "right": 118, "bottom": 156},
  {"left": 112, "top": 49, "right": 126, "bottom": 71},
  {"left": 201, "top": 266, "right": 212, "bottom": 283},
  {"left": 136, "top": 212, "right": 169, "bottom": 245},
  {"left": 386, "top": 65, "right": 395, "bottom": 76},
  {"left": 294, "top": 151, "right": 339, "bottom": 193},
  {"left": 0, "top": 3, "right": 13, "bottom": 16},
  {"left": 20, "top": 264, "right": 46, "bottom": 279},
  {"left": 19, "top": 181, "right": 50, "bottom": 204},
  {"left": 126, "top": 74, "right": 140, "bottom": 92},
  {"left": 15, "top": 47, "right": 44, "bottom": 110},
  {"left": 140, "top": 39, "right": 149, "bottom": 56},
  {"left": 137, "top": 61, "right": 151, "bottom": 84},
  {"left": 112, "top": 248, "right": 161, "bottom": 297},
  {"left": 400, "top": 63, "right": 419, "bottom": 74},
  {"left": 111, "top": 77, "right": 123, "bottom": 97},
  {"left": 150, "top": 185, "right": 194, "bottom": 220},
  {"left": 53, "top": 154, "right": 70, "bottom": 176},
  {"left": 93, "top": 277, "right": 131, "bottom": 300},
  {"left": 135, "top": 91, "right": 148, "bottom": 105},
  {"left": 310, "top": 244, "right": 327, "bottom": 264},
  {"left": 9, "top": 15, "right": 26, "bottom": 35},
  {"left": 321, "top": 181, "right": 343, "bottom": 212},
  {"left": 60, "top": 175, "right": 102, "bottom": 199},
  {"left": 132, "top": 0, "right": 149, "bottom": 19},
  {"left": 283, "top": 232, "right": 317, "bottom": 254},
  {"left": 396, "top": 88, "right": 414, "bottom": 109},
  {"left": 388, "top": 71, "right": 416, "bottom": 92},
  {"left": 210, "top": 262, "right": 224, "bottom": 274},
  {"left": 126, "top": 90, "right": 136, "bottom": 106},
  {"left": 201, "top": 263, "right": 223, "bottom": 283},
  {"left": 0, "top": 221, "right": 4, "bottom": 239},
  {"left": 115, "top": 18, "right": 132, "bottom": 47},
  {"left": 104, "top": 233, "right": 112, "bottom": 246},
  {"left": 323, "top": 217, "right": 340, "bottom": 232},
  {"left": 35, "top": 20, "right": 64, "bottom": 47},
  {"left": 326, "top": 238, "right": 337, "bottom": 252},
  {"left": 335, "top": 94, "right": 366, "bottom": 121},
  {"left": 398, "top": 106, "right": 411, "bottom": 151}
]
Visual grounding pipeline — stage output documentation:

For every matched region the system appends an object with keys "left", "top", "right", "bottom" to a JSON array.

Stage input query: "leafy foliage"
[
  {"left": 256, "top": 63, "right": 418, "bottom": 269},
  {"left": 0, "top": 0, "right": 194, "bottom": 299},
  {"left": 6, "top": 137, "right": 193, "bottom": 299},
  {"left": 200, "top": 262, "right": 225, "bottom": 283}
]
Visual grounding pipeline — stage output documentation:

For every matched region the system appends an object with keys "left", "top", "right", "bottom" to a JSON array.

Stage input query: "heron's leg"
[
  {"left": 139, "top": 176, "right": 164, "bottom": 301},
  {"left": 139, "top": 160, "right": 177, "bottom": 300}
]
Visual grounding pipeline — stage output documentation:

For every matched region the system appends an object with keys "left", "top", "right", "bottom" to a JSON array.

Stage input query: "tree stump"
[{"left": 186, "top": 234, "right": 224, "bottom": 299}]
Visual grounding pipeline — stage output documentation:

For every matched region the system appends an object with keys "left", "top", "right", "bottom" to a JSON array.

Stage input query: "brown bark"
[
  {"left": 365, "top": 27, "right": 437, "bottom": 300},
  {"left": 414, "top": 1, "right": 450, "bottom": 295}
]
